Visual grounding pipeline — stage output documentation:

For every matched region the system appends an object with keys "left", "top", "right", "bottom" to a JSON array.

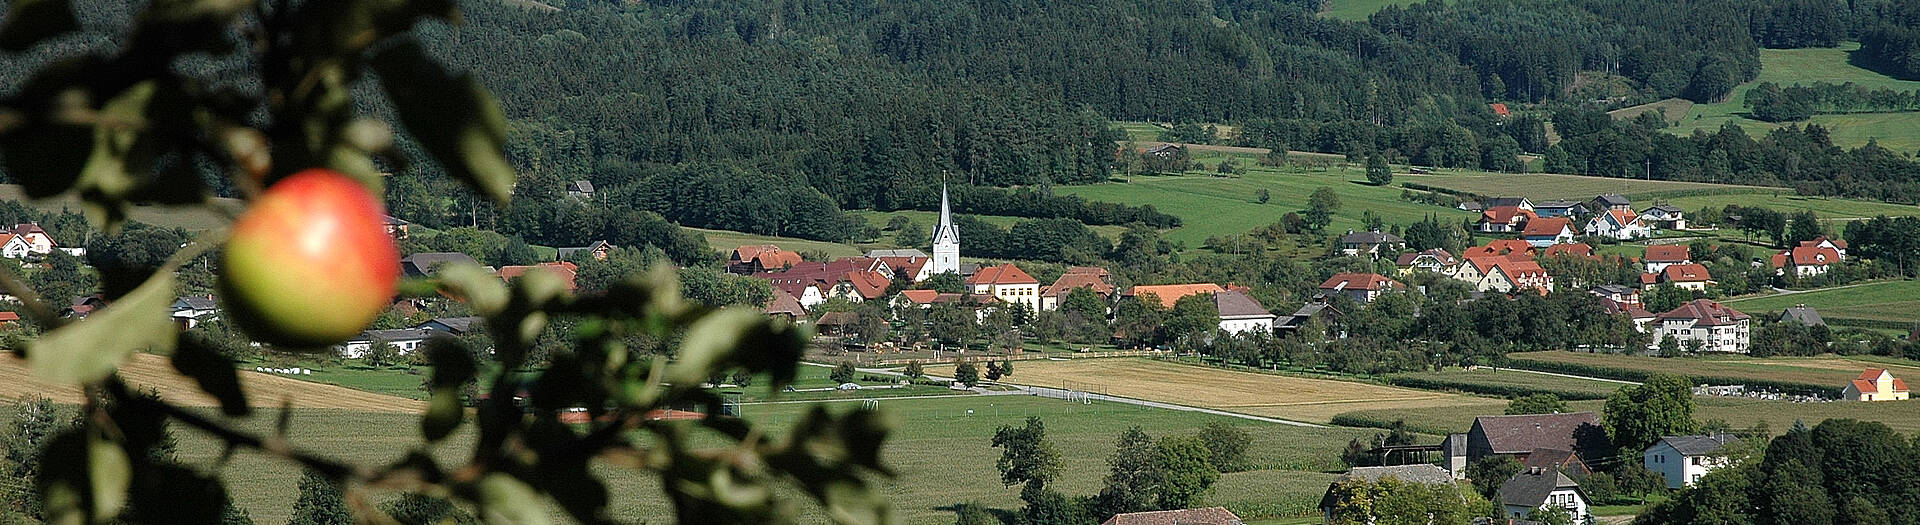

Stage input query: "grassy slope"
[
  {"left": 1403, "top": 171, "right": 1776, "bottom": 201},
  {"left": 1339, "top": 394, "right": 1920, "bottom": 435},
  {"left": 1670, "top": 43, "right": 1920, "bottom": 152},
  {"left": 1320, "top": 0, "right": 1422, "bottom": 20},
  {"left": 158, "top": 395, "right": 1377, "bottom": 524},
  {"left": 1722, "top": 280, "right": 1920, "bottom": 323}
]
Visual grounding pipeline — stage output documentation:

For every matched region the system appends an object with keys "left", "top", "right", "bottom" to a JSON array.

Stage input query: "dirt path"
[{"left": 2, "top": 352, "right": 425, "bottom": 412}]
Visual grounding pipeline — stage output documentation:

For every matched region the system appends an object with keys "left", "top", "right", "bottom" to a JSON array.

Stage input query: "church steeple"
[{"left": 931, "top": 183, "right": 961, "bottom": 275}]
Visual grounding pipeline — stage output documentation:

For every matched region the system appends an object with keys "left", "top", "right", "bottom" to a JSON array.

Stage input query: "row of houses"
[{"left": 1464, "top": 195, "right": 1686, "bottom": 241}]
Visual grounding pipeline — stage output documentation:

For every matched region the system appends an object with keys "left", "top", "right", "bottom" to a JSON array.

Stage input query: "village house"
[
  {"left": 763, "top": 289, "right": 808, "bottom": 321},
  {"left": 1214, "top": 290, "right": 1275, "bottom": 336},
  {"left": 1125, "top": 283, "right": 1228, "bottom": 309},
  {"left": 1497, "top": 468, "right": 1591, "bottom": 522},
  {"left": 1039, "top": 266, "right": 1115, "bottom": 311},
  {"left": 967, "top": 263, "right": 1041, "bottom": 311},
  {"left": 1586, "top": 209, "right": 1650, "bottom": 240},
  {"left": 497, "top": 261, "right": 580, "bottom": 293},
  {"left": 1143, "top": 143, "right": 1185, "bottom": 159},
  {"left": 383, "top": 215, "right": 411, "bottom": 239},
  {"left": 1589, "top": 194, "right": 1632, "bottom": 212},
  {"left": 565, "top": 180, "right": 596, "bottom": 199},
  {"left": 8, "top": 223, "right": 56, "bottom": 255},
  {"left": 170, "top": 296, "right": 219, "bottom": 329},
  {"left": 1395, "top": 248, "right": 1459, "bottom": 276},
  {"left": 1520, "top": 217, "right": 1579, "bottom": 247},
  {"left": 1642, "top": 263, "right": 1713, "bottom": 292},
  {"left": 1464, "top": 412, "right": 1610, "bottom": 467},
  {"left": 416, "top": 316, "right": 483, "bottom": 336},
  {"left": 728, "top": 244, "right": 805, "bottom": 274},
  {"left": 342, "top": 327, "right": 439, "bottom": 358},
  {"left": 1654, "top": 299, "right": 1751, "bottom": 353},
  {"left": 1778, "top": 305, "right": 1825, "bottom": 327},
  {"left": 1641, "top": 204, "right": 1687, "bottom": 230},
  {"left": 1541, "top": 243, "right": 1595, "bottom": 259},
  {"left": 758, "top": 258, "right": 895, "bottom": 307},
  {"left": 867, "top": 249, "right": 934, "bottom": 283},
  {"left": 0, "top": 234, "right": 31, "bottom": 259},
  {"left": 1463, "top": 256, "right": 1553, "bottom": 294},
  {"left": 1644, "top": 245, "right": 1692, "bottom": 274},
  {"left": 1490, "top": 102, "right": 1512, "bottom": 118},
  {"left": 1770, "top": 243, "right": 1842, "bottom": 277},
  {"left": 1337, "top": 230, "right": 1406, "bottom": 258},
  {"left": 1477, "top": 206, "right": 1536, "bottom": 233},
  {"left": 1645, "top": 434, "right": 1740, "bottom": 488},
  {"left": 1842, "top": 369, "right": 1909, "bottom": 401},
  {"left": 1485, "top": 196, "right": 1534, "bottom": 211},
  {"left": 1275, "top": 302, "right": 1342, "bottom": 337},
  {"left": 401, "top": 252, "right": 482, "bottom": 277},
  {"left": 1318, "top": 273, "right": 1405, "bottom": 304},
  {"left": 557, "top": 240, "right": 615, "bottom": 261},
  {"left": 1589, "top": 284, "right": 1641, "bottom": 306},
  {"left": 1532, "top": 200, "right": 1583, "bottom": 218},
  {"left": 1461, "top": 239, "right": 1536, "bottom": 259},
  {"left": 1523, "top": 448, "right": 1593, "bottom": 477},
  {"left": 1803, "top": 236, "right": 1848, "bottom": 258},
  {"left": 1317, "top": 465, "right": 1455, "bottom": 524},
  {"left": 1102, "top": 507, "right": 1242, "bottom": 525}
]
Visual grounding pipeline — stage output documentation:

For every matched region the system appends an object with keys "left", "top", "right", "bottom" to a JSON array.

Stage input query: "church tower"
[{"left": 931, "top": 184, "right": 961, "bottom": 275}]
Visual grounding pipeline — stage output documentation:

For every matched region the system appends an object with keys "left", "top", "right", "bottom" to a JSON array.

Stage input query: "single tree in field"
[
  {"left": 1255, "top": 188, "right": 1271, "bottom": 204},
  {"left": 830, "top": 361, "right": 857, "bottom": 384},
  {"left": 1151, "top": 435, "right": 1219, "bottom": 509},
  {"left": 1000, "top": 359, "right": 1014, "bottom": 377},
  {"left": 1506, "top": 393, "right": 1570, "bottom": 415},
  {"left": 1305, "top": 187, "right": 1341, "bottom": 232},
  {"left": 954, "top": 360, "right": 980, "bottom": 388},
  {"left": 288, "top": 470, "right": 352, "bottom": 525},
  {"left": 903, "top": 360, "right": 924, "bottom": 380},
  {"left": 991, "top": 417, "right": 1061, "bottom": 490},
  {"left": 1604, "top": 373, "right": 1698, "bottom": 455},
  {"left": 984, "top": 360, "right": 1003, "bottom": 381},
  {"left": 1366, "top": 153, "right": 1393, "bottom": 186},
  {"left": 1092, "top": 427, "right": 1157, "bottom": 518},
  {"left": 1197, "top": 421, "right": 1251, "bottom": 472}
]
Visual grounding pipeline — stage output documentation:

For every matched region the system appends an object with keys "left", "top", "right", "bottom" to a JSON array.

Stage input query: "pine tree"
[{"left": 289, "top": 470, "right": 353, "bottom": 525}]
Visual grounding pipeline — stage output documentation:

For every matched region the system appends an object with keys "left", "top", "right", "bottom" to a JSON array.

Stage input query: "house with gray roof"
[
  {"left": 1214, "top": 290, "right": 1274, "bottom": 336},
  {"left": 1337, "top": 230, "right": 1406, "bottom": 258},
  {"left": 1779, "top": 305, "right": 1825, "bottom": 327},
  {"left": 565, "top": 180, "right": 596, "bottom": 199},
  {"left": 1497, "top": 468, "right": 1589, "bottom": 521},
  {"left": 1533, "top": 200, "right": 1584, "bottom": 218},
  {"left": 1466, "top": 412, "right": 1610, "bottom": 466},
  {"left": 402, "top": 252, "right": 483, "bottom": 277},
  {"left": 418, "top": 316, "right": 484, "bottom": 336},
  {"left": 557, "top": 240, "right": 614, "bottom": 261},
  {"left": 342, "top": 328, "right": 439, "bottom": 358},
  {"left": 1318, "top": 465, "right": 1457, "bottom": 521},
  {"left": 1644, "top": 433, "right": 1740, "bottom": 488}
]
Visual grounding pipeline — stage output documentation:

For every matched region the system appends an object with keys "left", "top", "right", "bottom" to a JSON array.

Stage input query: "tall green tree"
[
  {"left": 1604, "top": 374, "right": 1697, "bottom": 455},
  {"left": 991, "top": 417, "right": 1062, "bottom": 491},
  {"left": 1197, "top": 421, "right": 1251, "bottom": 473},
  {"left": 1092, "top": 427, "right": 1157, "bottom": 518},
  {"left": 1150, "top": 436, "right": 1219, "bottom": 509},
  {"left": 288, "top": 470, "right": 353, "bottom": 525},
  {"left": 1305, "top": 187, "right": 1341, "bottom": 232},
  {"left": 1366, "top": 153, "right": 1392, "bottom": 186},
  {"left": 1506, "top": 394, "right": 1570, "bottom": 415}
]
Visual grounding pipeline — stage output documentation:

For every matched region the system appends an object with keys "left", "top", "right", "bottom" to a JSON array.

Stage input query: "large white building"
[
  {"left": 1645, "top": 434, "right": 1739, "bottom": 488},
  {"left": 1654, "top": 299, "right": 1750, "bottom": 353},
  {"left": 930, "top": 184, "right": 961, "bottom": 276}
]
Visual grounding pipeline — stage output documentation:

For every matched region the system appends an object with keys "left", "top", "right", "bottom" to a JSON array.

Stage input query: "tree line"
[{"left": 1746, "top": 81, "right": 1920, "bottom": 122}]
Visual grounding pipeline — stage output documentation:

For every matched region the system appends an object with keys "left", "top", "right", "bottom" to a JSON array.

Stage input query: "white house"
[
  {"left": 1497, "top": 468, "right": 1590, "bottom": 522},
  {"left": 1318, "top": 273, "right": 1404, "bottom": 304},
  {"left": 170, "top": 296, "right": 219, "bottom": 328},
  {"left": 342, "top": 328, "right": 439, "bottom": 358},
  {"left": 1395, "top": 249, "right": 1458, "bottom": 276},
  {"left": 1645, "top": 434, "right": 1739, "bottom": 488},
  {"left": 1641, "top": 205, "right": 1687, "bottom": 230},
  {"left": 0, "top": 235, "right": 32, "bottom": 259},
  {"left": 1214, "top": 290, "right": 1274, "bottom": 336},
  {"left": 1643, "top": 245, "right": 1691, "bottom": 274},
  {"left": 1770, "top": 244, "right": 1841, "bottom": 277},
  {"left": 1586, "top": 209, "right": 1650, "bottom": 240},
  {"left": 1337, "top": 230, "right": 1406, "bottom": 259},
  {"left": 967, "top": 263, "right": 1041, "bottom": 311},
  {"left": 1654, "top": 299, "right": 1750, "bottom": 353},
  {"left": 1520, "top": 217, "right": 1579, "bottom": 247},
  {"left": 1842, "top": 369, "right": 1910, "bottom": 401},
  {"left": 8, "top": 223, "right": 56, "bottom": 255}
]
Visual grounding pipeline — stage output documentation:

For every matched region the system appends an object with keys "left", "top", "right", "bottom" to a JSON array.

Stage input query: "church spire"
[{"left": 931, "top": 183, "right": 961, "bottom": 274}]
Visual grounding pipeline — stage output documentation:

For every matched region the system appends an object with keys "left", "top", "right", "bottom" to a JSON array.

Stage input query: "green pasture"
[
  {"left": 687, "top": 226, "right": 875, "bottom": 258},
  {"left": 1320, "top": 0, "right": 1428, "bottom": 20},
  {"left": 1722, "top": 280, "right": 1920, "bottom": 324},
  {"left": 144, "top": 394, "right": 1380, "bottom": 524},
  {"left": 1384, "top": 367, "right": 1626, "bottom": 400},
  {"left": 1405, "top": 171, "right": 1775, "bottom": 201},
  {"left": 1669, "top": 43, "right": 1920, "bottom": 152}
]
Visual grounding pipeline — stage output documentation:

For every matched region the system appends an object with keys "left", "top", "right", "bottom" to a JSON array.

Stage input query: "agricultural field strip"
[
  {"left": 1506, "top": 351, "right": 1920, "bottom": 387},
  {"left": 1722, "top": 280, "right": 1920, "bottom": 323},
  {"left": 0, "top": 352, "right": 425, "bottom": 412}
]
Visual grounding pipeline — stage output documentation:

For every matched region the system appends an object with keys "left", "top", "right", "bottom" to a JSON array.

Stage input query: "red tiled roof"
[
  {"left": 497, "top": 262, "right": 579, "bottom": 292},
  {"left": 1522, "top": 217, "right": 1577, "bottom": 237},
  {"left": 1543, "top": 243, "right": 1595, "bottom": 259},
  {"left": 1126, "top": 283, "right": 1226, "bottom": 309},
  {"left": 732, "top": 244, "right": 780, "bottom": 262},
  {"left": 898, "top": 289, "right": 942, "bottom": 304},
  {"left": 1645, "top": 245, "right": 1690, "bottom": 263},
  {"left": 1065, "top": 266, "right": 1111, "bottom": 278},
  {"left": 765, "top": 289, "right": 806, "bottom": 316},
  {"left": 1319, "top": 273, "right": 1404, "bottom": 292},
  {"left": 876, "top": 256, "right": 930, "bottom": 278},
  {"left": 1490, "top": 103, "right": 1512, "bottom": 117},
  {"left": 0, "top": 312, "right": 18, "bottom": 322},
  {"left": 1042, "top": 272, "right": 1115, "bottom": 298},
  {"left": 1100, "top": 507, "right": 1242, "bottom": 525},
  {"left": 841, "top": 270, "right": 892, "bottom": 300},
  {"left": 1661, "top": 263, "right": 1711, "bottom": 283},
  {"left": 1482, "top": 206, "right": 1536, "bottom": 225},
  {"left": 1776, "top": 246, "right": 1841, "bottom": 267},
  {"left": 967, "top": 263, "right": 1039, "bottom": 286},
  {"left": 1657, "top": 299, "right": 1749, "bottom": 324}
]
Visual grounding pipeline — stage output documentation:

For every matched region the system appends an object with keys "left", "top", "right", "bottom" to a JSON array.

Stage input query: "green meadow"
[{"left": 1669, "top": 43, "right": 1920, "bottom": 152}]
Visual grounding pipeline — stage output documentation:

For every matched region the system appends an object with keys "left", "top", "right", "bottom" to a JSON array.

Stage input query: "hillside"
[
  {"left": 0, "top": 185, "right": 239, "bottom": 231},
  {"left": 1669, "top": 43, "right": 1920, "bottom": 152}
]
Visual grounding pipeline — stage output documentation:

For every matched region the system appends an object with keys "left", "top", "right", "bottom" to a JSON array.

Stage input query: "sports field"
[
  {"left": 1506, "top": 351, "right": 1920, "bottom": 389},
  {"left": 148, "top": 394, "right": 1380, "bottom": 524},
  {"left": 0, "top": 352, "right": 424, "bottom": 412},
  {"left": 949, "top": 358, "right": 1504, "bottom": 423},
  {"left": 1670, "top": 44, "right": 1920, "bottom": 152},
  {"left": 1722, "top": 280, "right": 1920, "bottom": 324}
]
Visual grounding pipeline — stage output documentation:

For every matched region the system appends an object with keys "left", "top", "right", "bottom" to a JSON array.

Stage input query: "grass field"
[
  {"left": 144, "top": 394, "right": 1383, "bottom": 524},
  {"left": 1320, "top": 0, "right": 1421, "bottom": 20},
  {"left": 1722, "top": 280, "right": 1920, "bottom": 324},
  {"left": 688, "top": 226, "right": 875, "bottom": 258},
  {"left": 1404, "top": 171, "right": 1777, "bottom": 201},
  {"left": 1609, "top": 98, "right": 1695, "bottom": 123},
  {"left": 1657, "top": 192, "right": 1920, "bottom": 220},
  {"left": 1669, "top": 44, "right": 1920, "bottom": 152},
  {"left": 0, "top": 184, "right": 239, "bottom": 231},
  {"left": 1506, "top": 351, "right": 1920, "bottom": 391},
  {"left": 1338, "top": 394, "right": 1920, "bottom": 436},
  {"left": 1, "top": 352, "right": 423, "bottom": 412},
  {"left": 1384, "top": 368, "right": 1627, "bottom": 400},
  {"left": 946, "top": 358, "right": 1504, "bottom": 424}
]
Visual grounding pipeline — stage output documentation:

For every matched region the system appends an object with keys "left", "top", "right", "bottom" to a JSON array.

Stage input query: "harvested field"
[
  {"left": 1507, "top": 351, "right": 1920, "bottom": 388},
  {"left": 0, "top": 352, "right": 424, "bottom": 412},
  {"left": 956, "top": 358, "right": 1503, "bottom": 423}
]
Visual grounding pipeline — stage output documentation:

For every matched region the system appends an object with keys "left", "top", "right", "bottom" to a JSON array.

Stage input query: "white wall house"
[
  {"left": 1654, "top": 299, "right": 1750, "bottom": 353},
  {"left": 1497, "top": 468, "right": 1590, "bottom": 522},
  {"left": 1586, "top": 209, "right": 1651, "bottom": 240},
  {"left": 1214, "top": 290, "right": 1275, "bottom": 336},
  {"left": 967, "top": 263, "right": 1041, "bottom": 311},
  {"left": 1645, "top": 434, "right": 1739, "bottom": 489},
  {"left": 342, "top": 328, "right": 438, "bottom": 358}
]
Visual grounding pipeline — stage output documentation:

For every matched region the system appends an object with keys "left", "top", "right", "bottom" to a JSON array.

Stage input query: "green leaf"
[
  {"left": 420, "top": 337, "right": 475, "bottom": 441},
  {"left": 436, "top": 263, "right": 509, "bottom": 316},
  {"left": 0, "top": 0, "right": 77, "bottom": 51},
  {"left": 667, "top": 309, "right": 763, "bottom": 388},
  {"left": 29, "top": 272, "right": 176, "bottom": 384},
  {"left": 422, "top": 390, "right": 463, "bottom": 442},
  {"left": 87, "top": 429, "right": 131, "bottom": 519},
  {"left": 171, "top": 334, "right": 250, "bottom": 417},
  {"left": 477, "top": 474, "right": 550, "bottom": 525},
  {"left": 74, "top": 80, "right": 162, "bottom": 232},
  {"left": 371, "top": 40, "right": 515, "bottom": 204}
]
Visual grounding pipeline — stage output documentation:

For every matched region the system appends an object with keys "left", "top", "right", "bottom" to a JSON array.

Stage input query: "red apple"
[{"left": 221, "top": 169, "right": 400, "bottom": 348}]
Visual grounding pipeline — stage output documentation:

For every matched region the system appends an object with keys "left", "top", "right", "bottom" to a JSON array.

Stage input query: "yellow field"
[
  {"left": 1, "top": 352, "right": 425, "bottom": 413},
  {"left": 955, "top": 358, "right": 1503, "bottom": 423}
]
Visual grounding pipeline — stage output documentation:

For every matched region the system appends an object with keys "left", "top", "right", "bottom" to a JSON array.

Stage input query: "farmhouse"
[
  {"left": 416, "top": 316, "right": 483, "bottom": 336},
  {"left": 1395, "top": 248, "right": 1459, "bottom": 276},
  {"left": 1770, "top": 244, "right": 1842, "bottom": 277},
  {"left": 1275, "top": 302, "right": 1342, "bottom": 336},
  {"left": 728, "top": 244, "right": 805, "bottom": 274},
  {"left": 1842, "top": 369, "right": 1909, "bottom": 401},
  {"left": 764, "top": 289, "right": 807, "bottom": 321},
  {"left": 1644, "top": 245, "right": 1691, "bottom": 273},
  {"left": 1520, "top": 217, "right": 1579, "bottom": 247},
  {"left": 1318, "top": 464, "right": 1456, "bottom": 523},
  {"left": 1522, "top": 448, "right": 1592, "bottom": 477},
  {"left": 1101, "top": 507, "right": 1241, "bottom": 525},
  {"left": 1337, "top": 230, "right": 1406, "bottom": 258},
  {"left": 1641, "top": 204, "right": 1687, "bottom": 229},
  {"left": 1541, "top": 243, "right": 1595, "bottom": 259},
  {"left": 1586, "top": 209, "right": 1650, "bottom": 240},
  {"left": 868, "top": 249, "right": 934, "bottom": 282},
  {"left": 1642, "top": 263, "right": 1713, "bottom": 292},
  {"left": 1463, "top": 256, "right": 1553, "bottom": 294},
  {"left": 1318, "top": 273, "right": 1404, "bottom": 304},
  {"left": 171, "top": 296, "right": 219, "bottom": 328},
  {"left": 1645, "top": 434, "right": 1740, "bottom": 488},
  {"left": 5, "top": 223, "right": 56, "bottom": 256},
  {"left": 1803, "top": 236, "right": 1848, "bottom": 258},
  {"left": 967, "top": 263, "right": 1041, "bottom": 311},
  {"left": 1477, "top": 206, "right": 1536, "bottom": 233},
  {"left": 1654, "top": 299, "right": 1750, "bottom": 353},
  {"left": 557, "top": 240, "right": 615, "bottom": 261},
  {"left": 1485, "top": 196, "right": 1534, "bottom": 210},
  {"left": 1589, "top": 284, "right": 1641, "bottom": 306},
  {"left": 1039, "top": 266, "right": 1115, "bottom": 311},
  {"left": 1497, "top": 468, "right": 1591, "bottom": 522},
  {"left": 382, "top": 215, "right": 411, "bottom": 239},
  {"left": 497, "top": 261, "right": 579, "bottom": 293},
  {"left": 1589, "top": 194, "right": 1631, "bottom": 212},
  {"left": 1465, "top": 412, "right": 1609, "bottom": 467},
  {"left": 1778, "top": 305, "right": 1825, "bottom": 327},
  {"left": 1214, "top": 290, "right": 1275, "bottom": 336},
  {"left": 401, "top": 252, "right": 482, "bottom": 277},
  {"left": 1532, "top": 200, "right": 1583, "bottom": 218},
  {"left": 342, "top": 328, "right": 438, "bottom": 358},
  {"left": 564, "top": 180, "right": 595, "bottom": 199},
  {"left": 1126, "top": 283, "right": 1228, "bottom": 309}
]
